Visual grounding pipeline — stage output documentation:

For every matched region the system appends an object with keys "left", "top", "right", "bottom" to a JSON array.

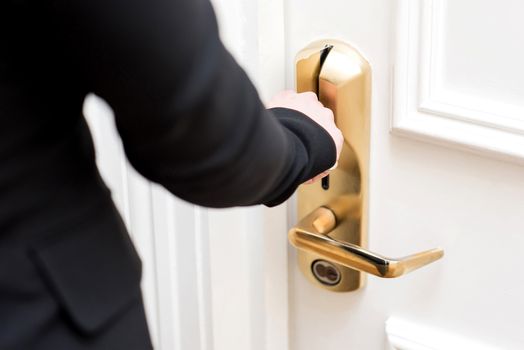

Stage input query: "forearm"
[{"left": 52, "top": 0, "right": 336, "bottom": 207}]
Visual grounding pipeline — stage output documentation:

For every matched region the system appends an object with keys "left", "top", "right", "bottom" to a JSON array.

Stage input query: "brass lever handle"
[{"left": 288, "top": 196, "right": 444, "bottom": 278}]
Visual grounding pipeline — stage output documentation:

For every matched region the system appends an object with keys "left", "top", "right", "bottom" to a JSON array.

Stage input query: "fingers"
[
  {"left": 267, "top": 88, "right": 344, "bottom": 166},
  {"left": 300, "top": 91, "right": 318, "bottom": 100}
]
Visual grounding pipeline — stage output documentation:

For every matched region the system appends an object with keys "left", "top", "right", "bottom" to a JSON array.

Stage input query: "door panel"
[
  {"left": 392, "top": 0, "right": 524, "bottom": 161},
  {"left": 286, "top": 0, "right": 524, "bottom": 349},
  {"left": 385, "top": 317, "right": 501, "bottom": 350}
]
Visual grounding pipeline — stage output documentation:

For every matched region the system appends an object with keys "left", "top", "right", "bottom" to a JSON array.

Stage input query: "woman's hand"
[{"left": 267, "top": 90, "right": 343, "bottom": 183}]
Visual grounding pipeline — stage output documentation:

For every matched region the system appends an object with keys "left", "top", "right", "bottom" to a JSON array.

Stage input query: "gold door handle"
[
  {"left": 289, "top": 195, "right": 444, "bottom": 278},
  {"left": 291, "top": 40, "right": 444, "bottom": 292}
]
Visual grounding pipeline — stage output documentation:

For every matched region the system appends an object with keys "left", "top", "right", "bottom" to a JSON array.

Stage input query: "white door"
[
  {"left": 285, "top": 0, "right": 524, "bottom": 349},
  {"left": 84, "top": 0, "right": 524, "bottom": 349}
]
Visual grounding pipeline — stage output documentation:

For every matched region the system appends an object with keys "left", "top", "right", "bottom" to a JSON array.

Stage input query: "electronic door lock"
[{"left": 288, "top": 40, "right": 444, "bottom": 292}]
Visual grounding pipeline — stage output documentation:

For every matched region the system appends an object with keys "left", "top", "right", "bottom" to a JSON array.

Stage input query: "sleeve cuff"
[{"left": 262, "top": 107, "right": 337, "bottom": 207}]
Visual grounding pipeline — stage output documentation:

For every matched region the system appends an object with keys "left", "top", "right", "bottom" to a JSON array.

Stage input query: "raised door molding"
[
  {"left": 392, "top": 0, "right": 524, "bottom": 163},
  {"left": 386, "top": 317, "right": 501, "bottom": 350}
]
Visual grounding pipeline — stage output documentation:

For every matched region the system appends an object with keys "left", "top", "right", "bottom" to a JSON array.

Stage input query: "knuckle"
[
  {"left": 324, "top": 109, "right": 334, "bottom": 119},
  {"left": 301, "top": 91, "right": 318, "bottom": 99}
]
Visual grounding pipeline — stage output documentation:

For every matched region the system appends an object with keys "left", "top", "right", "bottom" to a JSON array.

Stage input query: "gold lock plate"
[
  {"left": 295, "top": 40, "right": 372, "bottom": 292},
  {"left": 291, "top": 40, "right": 443, "bottom": 292}
]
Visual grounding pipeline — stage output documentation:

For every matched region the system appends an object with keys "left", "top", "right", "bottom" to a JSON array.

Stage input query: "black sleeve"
[{"left": 52, "top": 0, "right": 336, "bottom": 208}]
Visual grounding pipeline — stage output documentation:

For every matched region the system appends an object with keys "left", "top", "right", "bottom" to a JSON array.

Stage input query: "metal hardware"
[
  {"left": 289, "top": 196, "right": 444, "bottom": 278},
  {"left": 311, "top": 260, "right": 341, "bottom": 285},
  {"left": 290, "top": 40, "right": 444, "bottom": 292}
]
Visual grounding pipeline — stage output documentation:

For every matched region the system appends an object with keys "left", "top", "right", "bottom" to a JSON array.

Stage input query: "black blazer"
[{"left": 0, "top": 0, "right": 335, "bottom": 349}]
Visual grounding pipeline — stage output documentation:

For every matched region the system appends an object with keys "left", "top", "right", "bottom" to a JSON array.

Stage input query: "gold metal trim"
[
  {"left": 289, "top": 196, "right": 444, "bottom": 279},
  {"left": 291, "top": 40, "right": 444, "bottom": 292}
]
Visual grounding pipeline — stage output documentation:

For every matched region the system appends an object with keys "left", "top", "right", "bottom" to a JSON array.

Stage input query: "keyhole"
[{"left": 311, "top": 260, "right": 341, "bottom": 286}]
